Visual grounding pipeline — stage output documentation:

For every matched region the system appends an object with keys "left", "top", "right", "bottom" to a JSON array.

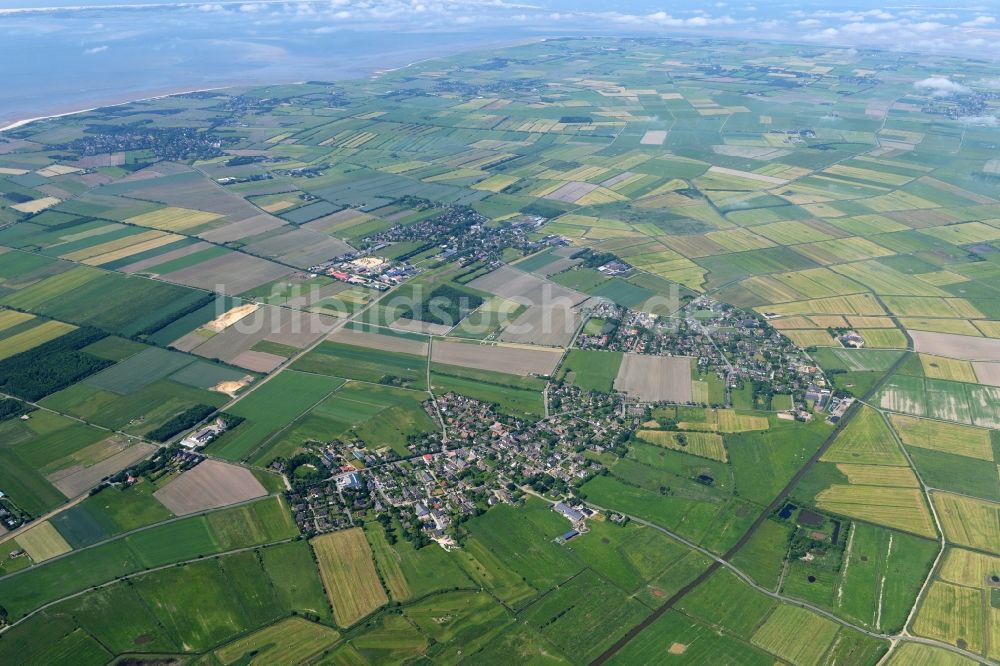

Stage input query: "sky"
[{"left": 1, "top": 1, "right": 998, "bottom": 125}]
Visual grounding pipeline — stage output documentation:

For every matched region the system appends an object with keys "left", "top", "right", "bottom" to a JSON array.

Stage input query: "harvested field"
[
  {"left": 835, "top": 463, "right": 918, "bottom": 487},
  {"left": 48, "top": 442, "right": 156, "bottom": 498},
  {"left": 708, "top": 165, "right": 788, "bottom": 185},
  {"left": 933, "top": 492, "right": 1000, "bottom": 554},
  {"left": 198, "top": 215, "right": 287, "bottom": 243},
  {"left": 17, "top": 521, "right": 72, "bottom": 562},
  {"left": 913, "top": 581, "right": 983, "bottom": 653},
  {"left": 889, "top": 414, "right": 993, "bottom": 461},
  {"left": 911, "top": 331, "right": 1000, "bottom": 362},
  {"left": 431, "top": 339, "right": 561, "bottom": 376},
  {"left": 244, "top": 228, "right": 353, "bottom": 268},
  {"left": 389, "top": 318, "right": 452, "bottom": 336},
  {"left": 919, "top": 354, "right": 977, "bottom": 383},
  {"left": 498, "top": 305, "right": 581, "bottom": 347},
  {"left": 938, "top": 548, "right": 1000, "bottom": 588},
  {"left": 119, "top": 241, "right": 213, "bottom": 274},
  {"left": 639, "top": 130, "right": 668, "bottom": 145},
  {"left": 468, "top": 265, "right": 587, "bottom": 307},
  {"left": 816, "top": 485, "right": 936, "bottom": 537},
  {"left": 160, "top": 252, "right": 291, "bottom": 295},
  {"left": 330, "top": 327, "right": 428, "bottom": 356},
  {"left": 230, "top": 350, "right": 285, "bottom": 373},
  {"left": 189, "top": 306, "right": 338, "bottom": 364},
  {"left": 614, "top": 354, "right": 693, "bottom": 403},
  {"left": 972, "top": 362, "right": 1000, "bottom": 387},
  {"left": 544, "top": 181, "right": 598, "bottom": 203},
  {"left": 153, "top": 459, "right": 267, "bottom": 516},
  {"left": 636, "top": 430, "right": 727, "bottom": 462},
  {"left": 312, "top": 528, "right": 389, "bottom": 627}
]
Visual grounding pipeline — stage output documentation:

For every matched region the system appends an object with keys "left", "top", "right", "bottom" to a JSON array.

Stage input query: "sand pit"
[
  {"left": 614, "top": 353, "right": 693, "bottom": 403},
  {"left": 213, "top": 375, "right": 255, "bottom": 397},
  {"left": 911, "top": 330, "right": 1000, "bottom": 362},
  {"left": 432, "top": 339, "right": 562, "bottom": 376},
  {"left": 153, "top": 459, "right": 267, "bottom": 516},
  {"left": 204, "top": 303, "right": 260, "bottom": 333}
]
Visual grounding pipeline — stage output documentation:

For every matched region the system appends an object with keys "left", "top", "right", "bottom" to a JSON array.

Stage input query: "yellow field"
[
  {"left": 311, "top": 528, "right": 389, "bottom": 627},
  {"left": 0, "top": 310, "right": 35, "bottom": 332},
  {"left": 636, "top": 430, "right": 727, "bottom": 462},
  {"left": 933, "top": 492, "right": 1000, "bottom": 554},
  {"left": 919, "top": 354, "right": 978, "bottom": 383},
  {"left": 716, "top": 409, "right": 769, "bottom": 432},
  {"left": 126, "top": 206, "right": 222, "bottom": 232},
  {"left": 17, "top": 520, "right": 72, "bottom": 562},
  {"left": 751, "top": 605, "right": 839, "bottom": 666},
  {"left": 781, "top": 329, "right": 840, "bottom": 348},
  {"left": 214, "top": 617, "right": 341, "bottom": 665},
  {"left": 472, "top": 174, "right": 519, "bottom": 192},
  {"left": 902, "top": 318, "right": 983, "bottom": 337},
  {"left": 61, "top": 229, "right": 167, "bottom": 262},
  {"left": 975, "top": 320, "right": 1000, "bottom": 338},
  {"left": 857, "top": 328, "right": 908, "bottom": 348},
  {"left": 848, "top": 316, "right": 895, "bottom": 328},
  {"left": 11, "top": 196, "right": 60, "bottom": 213},
  {"left": 890, "top": 414, "right": 993, "bottom": 461},
  {"left": 0, "top": 320, "right": 77, "bottom": 360},
  {"left": 758, "top": 293, "right": 885, "bottom": 317},
  {"left": 822, "top": 406, "right": 907, "bottom": 466},
  {"left": 82, "top": 233, "right": 185, "bottom": 266},
  {"left": 938, "top": 547, "right": 1000, "bottom": 588},
  {"left": 816, "top": 485, "right": 936, "bottom": 537},
  {"left": 881, "top": 296, "right": 983, "bottom": 319},
  {"left": 885, "top": 642, "right": 978, "bottom": 666},
  {"left": 835, "top": 463, "right": 918, "bottom": 488},
  {"left": 912, "top": 581, "right": 983, "bottom": 653}
]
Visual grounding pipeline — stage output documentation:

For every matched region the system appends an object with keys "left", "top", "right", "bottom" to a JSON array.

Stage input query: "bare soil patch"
[
  {"left": 432, "top": 339, "right": 561, "bottom": 376},
  {"left": 911, "top": 330, "right": 1000, "bottom": 361},
  {"left": 614, "top": 353, "right": 693, "bottom": 402},
  {"left": 153, "top": 459, "right": 267, "bottom": 516}
]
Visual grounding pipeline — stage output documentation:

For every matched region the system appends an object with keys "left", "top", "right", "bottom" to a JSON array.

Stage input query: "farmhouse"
[
  {"left": 553, "top": 502, "right": 585, "bottom": 522},
  {"left": 181, "top": 425, "right": 221, "bottom": 449}
]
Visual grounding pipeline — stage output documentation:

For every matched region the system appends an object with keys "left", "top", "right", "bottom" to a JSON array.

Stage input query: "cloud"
[
  {"left": 83, "top": 45, "right": 108, "bottom": 54},
  {"left": 914, "top": 76, "right": 971, "bottom": 96},
  {"left": 961, "top": 15, "right": 996, "bottom": 27},
  {"left": 958, "top": 115, "right": 998, "bottom": 127}
]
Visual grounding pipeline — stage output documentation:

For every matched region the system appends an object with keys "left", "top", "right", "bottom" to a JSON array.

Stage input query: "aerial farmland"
[{"left": 0, "top": 36, "right": 997, "bottom": 665}]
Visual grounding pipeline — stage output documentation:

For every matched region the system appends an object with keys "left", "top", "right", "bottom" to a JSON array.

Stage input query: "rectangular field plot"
[
  {"left": 613, "top": 353, "right": 692, "bottom": 402},
  {"left": 431, "top": 338, "right": 561, "bottom": 377},
  {"left": 519, "top": 569, "right": 648, "bottom": 664},
  {"left": 876, "top": 375, "right": 1000, "bottom": 428},
  {"left": 213, "top": 617, "right": 341, "bottom": 666},
  {"left": 17, "top": 520, "right": 72, "bottom": 562},
  {"left": 821, "top": 405, "right": 906, "bottom": 466},
  {"left": 889, "top": 414, "right": 993, "bottom": 460},
  {"left": 932, "top": 492, "right": 1000, "bottom": 555},
  {"left": 912, "top": 581, "right": 984, "bottom": 654},
  {"left": 293, "top": 340, "right": 427, "bottom": 389},
  {"left": 311, "top": 528, "right": 389, "bottom": 627},
  {"left": 153, "top": 459, "right": 267, "bottom": 516},
  {"left": 911, "top": 330, "right": 1000, "bottom": 362},
  {"left": 636, "top": 430, "right": 727, "bottom": 461},
  {"left": 750, "top": 604, "right": 840, "bottom": 666},
  {"left": 208, "top": 370, "right": 344, "bottom": 461},
  {"left": 815, "top": 485, "right": 936, "bottom": 538}
]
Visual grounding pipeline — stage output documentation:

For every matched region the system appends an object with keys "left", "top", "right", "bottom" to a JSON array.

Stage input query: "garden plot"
[
  {"left": 431, "top": 338, "right": 562, "bottom": 376},
  {"left": 614, "top": 354, "right": 693, "bottom": 403},
  {"left": 153, "top": 459, "right": 267, "bottom": 516},
  {"left": 911, "top": 331, "right": 1000, "bottom": 362}
]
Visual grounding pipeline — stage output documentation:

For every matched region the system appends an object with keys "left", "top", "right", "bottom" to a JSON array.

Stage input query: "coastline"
[{"left": 0, "top": 36, "right": 545, "bottom": 136}]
